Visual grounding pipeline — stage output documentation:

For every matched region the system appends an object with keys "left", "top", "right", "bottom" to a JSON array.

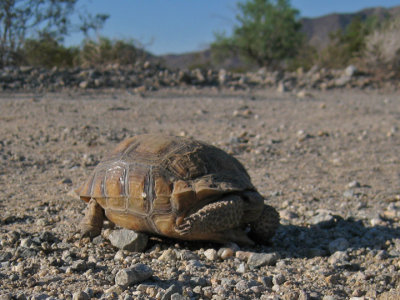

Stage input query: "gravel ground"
[{"left": 0, "top": 87, "right": 400, "bottom": 299}]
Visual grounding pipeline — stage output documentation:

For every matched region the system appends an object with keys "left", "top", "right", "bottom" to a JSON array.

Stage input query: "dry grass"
[{"left": 364, "top": 17, "right": 400, "bottom": 71}]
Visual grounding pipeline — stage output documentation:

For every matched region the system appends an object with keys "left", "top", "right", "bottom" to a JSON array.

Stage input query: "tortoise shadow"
[
  {"left": 148, "top": 215, "right": 400, "bottom": 259},
  {"left": 261, "top": 215, "right": 400, "bottom": 259}
]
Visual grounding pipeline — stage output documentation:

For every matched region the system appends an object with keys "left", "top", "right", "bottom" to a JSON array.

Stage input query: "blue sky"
[{"left": 66, "top": 0, "right": 400, "bottom": 55}]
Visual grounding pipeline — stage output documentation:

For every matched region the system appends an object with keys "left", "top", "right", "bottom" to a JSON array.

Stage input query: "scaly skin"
[{"left": 80, "top": 199, "right": 104, "bottom": 238}]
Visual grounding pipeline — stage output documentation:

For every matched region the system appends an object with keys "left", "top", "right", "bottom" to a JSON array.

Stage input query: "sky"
[{"left": 65, "top": 0, "right": 400, "bottom": 55}]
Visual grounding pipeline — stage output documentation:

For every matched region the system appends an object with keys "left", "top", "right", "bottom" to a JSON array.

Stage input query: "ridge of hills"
[{"left": 158, "top": 5, "right": 400, "bottom": 70}]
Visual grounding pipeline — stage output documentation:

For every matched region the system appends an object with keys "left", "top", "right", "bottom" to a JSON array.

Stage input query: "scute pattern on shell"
[{"left": 78, "top": 134, "right": 256, "bottom": 239}]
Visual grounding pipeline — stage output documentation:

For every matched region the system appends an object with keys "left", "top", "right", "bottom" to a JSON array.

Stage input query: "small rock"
[
  {"left": 259, "top": 276, "right": 273, "bottom": 288},
  {"left": 343, "top": 190, "right": 355, "bottom": 199},
  {"left": 235, "top": 280, "right": 250, "bottom": 292},
  {"left": 204, "top": 249, "right": 218, "bottom": 261},
  {"left": 114, "top": 250, "right": 125, "bottom": 261},
  {"left": 170, "top": 293, "right": 186, "bottom": 300},
  {"left": 186, "top": 259, "right": 204, "bottom": 269},
  {"left": 190, "top": 277, "right": 207, "bottom": 286},
  {"left": 272, "top": 274, "right": 286, "bottom": 285},
  {"left": 280, "top": 209, "right": 299, "bottom": 220},
  {"left": 178, "top": 250, "right": 199, "bottom": 260},
  {"left": 348, "top": 181, "right": 361, "bottom": 188},
  {"left": 325, "top": 274, "right": 340, "bottom": 285},
  {"left": 309, "top": 210, "right": 337, "bottom": 228},
  {"left": 108, "top": 229, "right": 148, "bottom": 252},
  {"left": 79, "top": 81, "right": 90, "bottom": 89},
  {"left": 322, "top": 296, "right": 337, "bottom": 300},
  {"left": 60, "top": 178, "right": 73, "bottom": 185},
  {"left": 335, "top": 76, "right": 351, "bottom": 87},
  {"left": 328, "top": 251, "right": 349, "bottom": 265},
  {"left": 161, "top": 284, "right": 182, "bottom": 300},
  {"left": 72, "top": 291, "right": 90, "bottom": 300},
  {"left": 219, "top": 248, "right": 234, "bottom": 260},
  {"left": 236, "top": 262, "right": 247, "bottom": 273},
  {"left": 71, "top": 259, "right": 87, "bottom": 272},
  {"left": 115, "top": 264, "right": 153, "bottom": 286},
  {"left": 297, "top": 90, "right": 313, "bottom": 98},
  {"left": 235, "top": 251, "right": 252, "bottom": 261},
  {"left": 0, "top": 251, "right": 12, "bottom": 262},
  {"left": 247, "top": 252, "right": 280, "bottom": 268},
  {"left": 158, "top": 248, "right": 177, "bottom": 262},
  {"left": 344, "top": 65, "right": 357, "bottom": 77},
  {"left": 277, "top": 82, "right": 287, "bottom": 93},
  {"left": 328, "top": 238, "right": 349, "bottom": 254}
]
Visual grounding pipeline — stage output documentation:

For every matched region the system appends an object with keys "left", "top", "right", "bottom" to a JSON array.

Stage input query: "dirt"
[{"left": 1, "top": 87, "right": 400, "bottom": 299}]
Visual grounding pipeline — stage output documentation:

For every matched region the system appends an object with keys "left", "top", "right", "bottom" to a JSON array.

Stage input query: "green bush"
[
  {"left": 21, "top": 35, "right": 78, "bottom": 68},
  {"left": 78, "top": 37, "right": 146, "bottom": 67},
  {"left": 211, "top": 0, "right": 304, "bottom": 69},
  {"left": 318, "top": 16, "right": 377, "bottom": 68}
]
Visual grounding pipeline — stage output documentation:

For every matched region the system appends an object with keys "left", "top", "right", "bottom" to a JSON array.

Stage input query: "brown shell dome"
[{"left": 78, "top": 134, "right": 255, "bottom": 239}]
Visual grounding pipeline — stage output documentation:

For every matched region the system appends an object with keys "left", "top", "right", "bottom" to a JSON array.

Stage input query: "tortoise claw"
[
  {"left": 80, "top": 224, "right": 102, "bottom": 239},
  {"left": 175, "top": 221, "right": 192, "bottom": 235}
]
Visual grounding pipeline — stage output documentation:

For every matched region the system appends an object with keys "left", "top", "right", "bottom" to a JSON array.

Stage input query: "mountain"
[
  {"left": 159, "top": 5, "right": 400, "bottom": 70},
  {"left": 301, "top": 6, "right": 400, "bottom": 50}
]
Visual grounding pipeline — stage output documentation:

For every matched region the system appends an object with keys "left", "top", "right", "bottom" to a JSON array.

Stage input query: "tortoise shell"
[{"left": 78, "top": 134, "right": 258, "bottom": 240}]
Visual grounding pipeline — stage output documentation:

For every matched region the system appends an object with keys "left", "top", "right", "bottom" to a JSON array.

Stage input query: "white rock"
[
  {"left": 108, "top": 229, "right": 148, "bottom": 252},
  {"left": 115, "top": 264, "right": 153, "bottom": 286},
  {"left": 204, "top": 249, "right": 218, "bottom": 261}
]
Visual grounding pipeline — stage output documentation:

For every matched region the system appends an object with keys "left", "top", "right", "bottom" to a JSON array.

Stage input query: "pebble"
[
  {"left": 272, "top": 274, "right": 286, "bottom": 286},
  {"left": 328, "top": 251, "right": 349, "bottom": 265},
  {"left": 170, "top": 293, "right": 186, "bottom": 300},
  {"left": 235, "top": 250, "right": 252, "bottom": 261},
  {"left": 71, "top": 259, "right": 87, "bottom": 272},
  {"left": 72, "top": 291, "right": 90, "bottom": 300},
  {"left": 0, "top": 251, "right": 12, "bottom": 262},
  {"left": 309, "top": 210, "right": 337, "bottom": 228},
  {"left": 115, "top": 263, "right": 153, "bottom": 286},
  {"left": 348, "top": 181, "right": 361, "bottom": 188},
  {"left": 219, "top": 247, "right": 234, "bottom": 259},
  {"left": 247, "top": 252, "right": 280, "bottom": 268},
  {"left": 236, "top": 262, "right": 247, "bottom": 273},
  {"left": 328, "top": 238, "right": 349, "bottom": 253},
  {"left": 203, "top": 248, "right": 218, "bottom": 261},
  {"left": 161, "top": 284, "right": 182, "bottom": 300},
  {"left": 158, "top": 248, "right": 177, "bottom": 261},
  {"left": 108, "top": 229, "right": 148, "bottom": 252},
  {"left": 178, "top": 250, "right": 199, "bottom": 260},
  {"left": 235, "top": 280, "right": 250, "bottom": 292},
  {"left": 343, "top": 190, "right": 355, "bottom": 199}
]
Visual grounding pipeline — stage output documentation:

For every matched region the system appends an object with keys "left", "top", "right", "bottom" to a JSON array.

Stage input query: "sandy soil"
[{"left": 1, "top": 87, "right": 400, "bottom": 299}]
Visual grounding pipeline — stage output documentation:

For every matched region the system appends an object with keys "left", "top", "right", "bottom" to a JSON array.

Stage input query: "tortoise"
[{"left": 77, "top": 134, "right": 279, "bottom": 245}]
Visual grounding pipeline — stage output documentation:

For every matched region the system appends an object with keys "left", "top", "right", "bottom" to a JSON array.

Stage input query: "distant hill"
[
  {"left": 159, "top": 5, "right": 400, "bottom": 70},
  {"left": 301, "top": 6, "right": 400, "bottom": 50}
]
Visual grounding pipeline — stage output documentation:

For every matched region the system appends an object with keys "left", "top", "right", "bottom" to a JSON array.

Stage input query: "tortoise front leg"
[
  {"left": 175, "top": 194, "right": 254, "bottom": 245},
  {"left": 80, "top": 199, "right": 104, "bottom": 238},
  {"left": 249, "top": 204, "right": 280, "bottom": 245}
]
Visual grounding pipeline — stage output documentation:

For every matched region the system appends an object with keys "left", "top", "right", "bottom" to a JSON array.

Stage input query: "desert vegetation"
[{"left": 1, "top": 0, "right": 400, "bottom": 78}]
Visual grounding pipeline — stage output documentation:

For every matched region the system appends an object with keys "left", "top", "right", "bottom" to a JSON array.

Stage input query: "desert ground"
[{"left": 1, "top": 87, "right": 400, "bottom": 299}]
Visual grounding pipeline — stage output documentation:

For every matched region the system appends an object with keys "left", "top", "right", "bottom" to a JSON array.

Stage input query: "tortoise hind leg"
[
  {"left": 175, "top": 194, "right": 254, "bottom": 245},
  {"left": 80, "top": 199, "right": 104, "bottom": 238},
  {"left": 249, "top": 204, "right": 280, "bottom": 245}
]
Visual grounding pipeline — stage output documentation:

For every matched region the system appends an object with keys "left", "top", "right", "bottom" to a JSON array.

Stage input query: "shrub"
[
  {"left": 211, "top": 0, "right": 304, "bottom": 69},
  {"left": 318, "top": 16, "right": 378, "bottom": 69},
  {"left": 21, "top": 35, "right": 78, "bottom": 67},
  {"left": 78, "top": 37, "right": 146, "bottom": 67},
  {"left": 364, "top": 17, "right": 400, "bottom": 72}
]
